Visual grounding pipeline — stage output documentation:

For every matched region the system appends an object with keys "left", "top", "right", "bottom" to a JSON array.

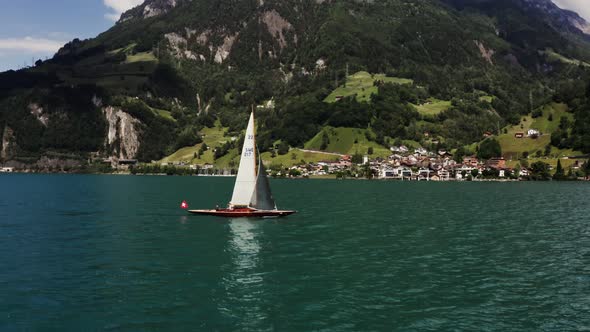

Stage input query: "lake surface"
[{"left": 0, "top": 175, "right": 589, "bottom": 331}]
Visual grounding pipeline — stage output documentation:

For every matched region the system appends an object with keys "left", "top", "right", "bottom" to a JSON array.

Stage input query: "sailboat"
[{"left": 188, "top": 111, "right": 296, "bottom": 218}]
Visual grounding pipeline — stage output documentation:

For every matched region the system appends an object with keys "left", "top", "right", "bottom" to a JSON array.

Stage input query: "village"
[
  {"left": 279, "top": 143, "right": 587, "bottom": 181},
  {"left": 282, "top": 146, "right": 516, "bottom": 181}
]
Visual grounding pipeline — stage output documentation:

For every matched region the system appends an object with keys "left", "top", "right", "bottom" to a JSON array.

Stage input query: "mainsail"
[
  {"left": 229, "top": 112, "right": 257, "bottom": 207},
  {"left": 250, "top": 157, "right": 277, "bottom": 210}
]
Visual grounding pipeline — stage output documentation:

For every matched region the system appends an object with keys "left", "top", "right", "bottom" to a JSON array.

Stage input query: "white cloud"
[
  {"left": 0, "top": 37, "right": 65, "bottom": 53},
  {"left": 552, "top": 0, "right": 590, "bottom": 22},
  {"left": 103, "top": 0, "right": 144, "bottom": 21}
]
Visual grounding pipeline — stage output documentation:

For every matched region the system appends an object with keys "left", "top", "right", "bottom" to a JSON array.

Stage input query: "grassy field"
[
  {"left": 506, "top": 157, "right": 579, "bottom": 172},
  {"left": 160, "top": 122, "right": 337, "bottom": 168},
  {"left": 152, "top": 108, "right": 175, "bottom": 122},
  {"left": 413, "top": 98, "right": 452, "bottom": 116},
  {"left": 304, "top": 127, "right": 391, "bottom": 157},
  {"left": 495, "top": 103, "right": 577, "bottom": 160},
  {"left": 479, "top": 95, "right": 494, "bottom": 103},
  {"left": 160, "top": 123, "right": 232, "bottom": 165},
  {"left": 53, "top": 43, "right": 158, "bottom": 94},
  {"left": 530, "top": 103, "right": 573, "bottom": 134},
  {"left": 126, "top": 52, "right": 157, "bottom": 63},
  {"left": 541, "top": 49, "right": 590, "bottom": 67},
  {"left": 324, "top": 71, "right": 413, "bottom": 103},
  {"left": 262, "top": 149, "right": 340, "bottom": 167}
]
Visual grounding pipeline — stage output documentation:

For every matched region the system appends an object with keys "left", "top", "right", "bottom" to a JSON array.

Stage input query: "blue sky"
[
  {"left": 0, "top": 0, "right": 142, "bottom": 72},
  {"left": 0, "top": 0, "right": 589, "bottom": 72}
]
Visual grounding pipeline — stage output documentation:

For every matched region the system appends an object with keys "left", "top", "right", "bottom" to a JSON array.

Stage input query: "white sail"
[{"left": 230, "top": 112, "right": 257, "bottom": 207}]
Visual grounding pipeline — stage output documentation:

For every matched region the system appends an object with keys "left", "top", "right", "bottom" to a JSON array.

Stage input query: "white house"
[
  {"left": 417, "top": 168, "right": 431, "bottom": 180},
  {"left": 0, "top": 167, "right": 14, "bottom": 173},
  {"left": 528, "top": 129, "right": 540, "bottom": 137},
  {"left": 438, "top": 169, "right": 451, "bottom": 181},
  {"left": 415, "top": 147, "right": 428, "bottom": 156},
  {"left": 380, "top": 165, "right": 398, "bottom": 178}
]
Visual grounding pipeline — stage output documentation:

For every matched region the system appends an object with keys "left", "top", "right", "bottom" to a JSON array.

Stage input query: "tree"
[
  {"left": 320, "top": 131, "right": 330, "bottom": 150},
  {"left": 471, "top": 169, "right": 479, "bottom": 178},
  {"left": 530, "top": 161, "right": 551, "bottom": 180},
  {"left": 367, "top": 147, "right": 374, "bottom": 155},
  {"left": 559, "top": 116, "right": 570, "bottom": 130},
  {"left": 351, "top": 152, "right": 363, "bottom": 164},
  {"left": 362, "top": 163, "right": 375, "bottom": 179},
  {"left": 477, "top": 138, "right": 502, "bottom": 160},
  {"left": 454, "top": 146, "right": 466, "bottom": 163},
  {"left": 584, "top": 160, "right": 590, "bottom": 179},
  {"left": 175, "top": 127, "right": 202, "bottom": 150},
  {"left": 277, "top": 141, "right": 289, "bottom": 155},
  {"left": 553, "top": 159, "right": 565, "bottom": 180},
  {"left": 197, "top": 143, "right": 208, "bottom": 159},
  {"left": 544, "top": 144, "right": 551, "bottom": 157}
]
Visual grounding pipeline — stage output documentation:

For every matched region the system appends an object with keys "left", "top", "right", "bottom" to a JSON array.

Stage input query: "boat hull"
[{"left": 188, "top": 208, "right": 296, "bottom": 218}]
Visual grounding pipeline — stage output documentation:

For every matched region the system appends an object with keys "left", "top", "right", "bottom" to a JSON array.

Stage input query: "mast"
[{"left": 252, "top": 105, "right": 257, "bottom": 177}]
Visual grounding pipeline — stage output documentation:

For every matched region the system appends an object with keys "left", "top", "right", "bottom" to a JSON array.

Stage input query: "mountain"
[
  {"left": 444, "top": 0, "right": 590, "bottom": 36},
  {"left": 1, "top": 0, "right": 590, "bottom": 171}
]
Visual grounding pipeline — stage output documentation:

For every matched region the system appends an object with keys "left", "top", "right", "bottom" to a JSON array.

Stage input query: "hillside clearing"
[
  {"left": 540, "top": 49, "right": 590, "bottom": 67},
  {"left": 324, "top": 71, "right": 413, "bottom": 103},
  {"left": 413, "top": 98, "right": 452, "bottom": 116},
  {"left": 305, "top": 127, "right": 390, "bottom": 157},
  {"left": 494, "top": 103, "right": 578, "bottom": 159}
]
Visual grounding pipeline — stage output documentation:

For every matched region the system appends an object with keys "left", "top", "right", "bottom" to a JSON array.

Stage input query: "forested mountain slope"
[{"left": 1, "top": 0, "right": 589, "bottom": 168}]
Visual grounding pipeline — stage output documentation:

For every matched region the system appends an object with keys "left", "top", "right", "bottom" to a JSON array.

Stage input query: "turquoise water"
[{"left": 1, "top": 174, "right": 589, "bottom": 331}]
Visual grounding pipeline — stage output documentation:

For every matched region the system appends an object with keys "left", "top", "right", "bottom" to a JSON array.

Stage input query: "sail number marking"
[{"left": 243, "top": 147, "right": 254, "bottom": 157}]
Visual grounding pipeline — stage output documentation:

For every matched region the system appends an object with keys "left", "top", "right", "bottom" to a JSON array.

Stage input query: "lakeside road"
[
  {"left": 2, "top": 171, "right": 590, "bottom": 181},
  {"left": 297, "top": 149, "right": 345, "bottom": 157}
]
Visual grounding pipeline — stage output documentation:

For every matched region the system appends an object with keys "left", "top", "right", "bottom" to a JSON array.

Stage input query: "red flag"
[{"left": 180, "top": 200, "right": 188, "bottom": 209}]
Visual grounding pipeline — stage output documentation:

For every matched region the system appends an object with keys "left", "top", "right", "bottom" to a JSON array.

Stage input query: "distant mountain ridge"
[
  {"left": 443, "top": 0, "right": 590, "bottom": 36},
  {"left": 119, "top": 0, "right": 186, "bottom": 22}
]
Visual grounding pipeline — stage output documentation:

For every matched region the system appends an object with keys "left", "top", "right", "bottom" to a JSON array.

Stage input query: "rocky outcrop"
[
  {"left": 262, "top": 10, "right": 294, "bottom": 50},
  {"left": 165, "top": 32, "right": 205, "bottom": 61},
  {"left": 1, "top": 126, "right": 18, "bottom": 160},
  {"left": 103, "top": 106, "right": 141, "bottom": 160},
  {"left": 475, "top": 40, "right": 495, "bottom": 65},
  {"left": 570, "top": 16, "right": 590, "bottom": 35},
  {"left": 28, "top": 103, "right": 49, "bottom": 127},
  {"left": 214, "top": 33, "right": 239, "bottom": 64},
  {"left": 120, "top": 0, "right": 186, "bottom": 21}
]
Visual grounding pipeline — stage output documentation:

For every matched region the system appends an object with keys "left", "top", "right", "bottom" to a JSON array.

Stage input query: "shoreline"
[{"left": 1, "top": 171, "right": 588, "bottom": 182}]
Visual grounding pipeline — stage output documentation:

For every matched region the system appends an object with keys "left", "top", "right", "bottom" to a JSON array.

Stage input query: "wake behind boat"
[{"left": 187, "top": 111, "right": 296, "bottom": 218}]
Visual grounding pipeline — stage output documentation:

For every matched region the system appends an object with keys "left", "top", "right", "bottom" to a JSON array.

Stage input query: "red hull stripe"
[{"left": 188, "top": 209, "right": 296, "bottom": 218}]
